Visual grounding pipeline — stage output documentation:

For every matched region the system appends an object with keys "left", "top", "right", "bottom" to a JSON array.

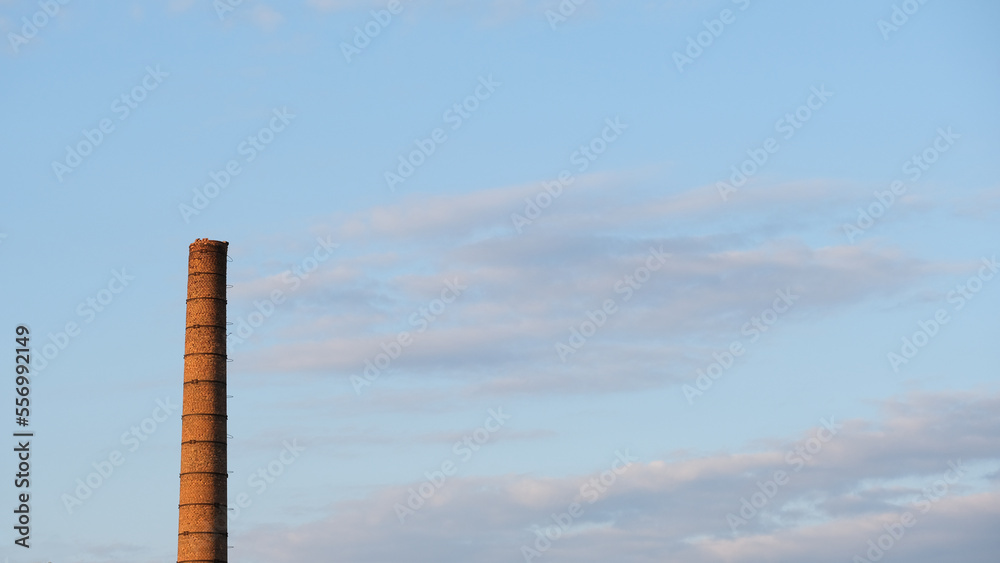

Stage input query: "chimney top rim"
[{"left": 190, "top": 238, "right": 229, "bottom": 248}]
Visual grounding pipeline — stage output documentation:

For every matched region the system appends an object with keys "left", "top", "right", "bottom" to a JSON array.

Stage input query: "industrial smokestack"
[{"left": 178, "top": 238, "right": 229, "bottom": 563}]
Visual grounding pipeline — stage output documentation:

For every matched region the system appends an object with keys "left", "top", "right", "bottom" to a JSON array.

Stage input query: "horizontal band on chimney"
[{"left": 177, "top": 502, "right": 225, "bottom": 512}]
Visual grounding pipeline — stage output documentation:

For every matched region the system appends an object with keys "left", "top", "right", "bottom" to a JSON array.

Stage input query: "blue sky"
[{"left": 2, "top": 0, "right": 999, "bottom": 561}]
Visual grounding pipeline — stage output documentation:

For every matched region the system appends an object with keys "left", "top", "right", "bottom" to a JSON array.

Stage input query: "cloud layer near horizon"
[{"left": 229, "top": 390, "right": 1000, "bottom": 563}]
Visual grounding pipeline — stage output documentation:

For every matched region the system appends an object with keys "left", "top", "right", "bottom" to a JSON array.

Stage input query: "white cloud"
[
  {"left": 167, "top": 0, "right": 196, "bottom": 13},
  {"left": 224, "top": 176, "right": 947, "bottom": 398},
  {"left": 251, "top": 3, "right": 283, "bottom": 31},
  {"left": 306, "top": 0, "right": 375, "bottom": 11},
  {"left": 304, "top": 0, "right": 572, "bottom": 25},
  {"left": 230, "top": 390, "right": 1000, "bottom": 562}
]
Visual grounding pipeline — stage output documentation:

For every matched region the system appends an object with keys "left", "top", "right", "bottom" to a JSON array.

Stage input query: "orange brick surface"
[{"left": 178, "top": 239, "right": 229, "bottom": 563}]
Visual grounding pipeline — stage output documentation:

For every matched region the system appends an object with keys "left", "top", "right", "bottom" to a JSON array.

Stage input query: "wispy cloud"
[
  {"left": 305, "top": 0, "right": 580, "bottom": 25},
  {"left": 227, "top": 176, "right": 945, "bottom": 399},
  {"left": 231, "top": 390, "right": 1000, "bottom": 562},
  {"left": 251, "top": 4, "right": 284, "bottom": 31}
]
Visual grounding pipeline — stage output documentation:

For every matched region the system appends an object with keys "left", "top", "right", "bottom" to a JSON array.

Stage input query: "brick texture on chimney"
[{"left": 178, "top": 239, "right": 229, "bottom": 563}]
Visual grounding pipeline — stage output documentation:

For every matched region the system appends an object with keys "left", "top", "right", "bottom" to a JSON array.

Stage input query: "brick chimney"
[{"left": 177, "top": 239, "right": 229, "bottom": 563}]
